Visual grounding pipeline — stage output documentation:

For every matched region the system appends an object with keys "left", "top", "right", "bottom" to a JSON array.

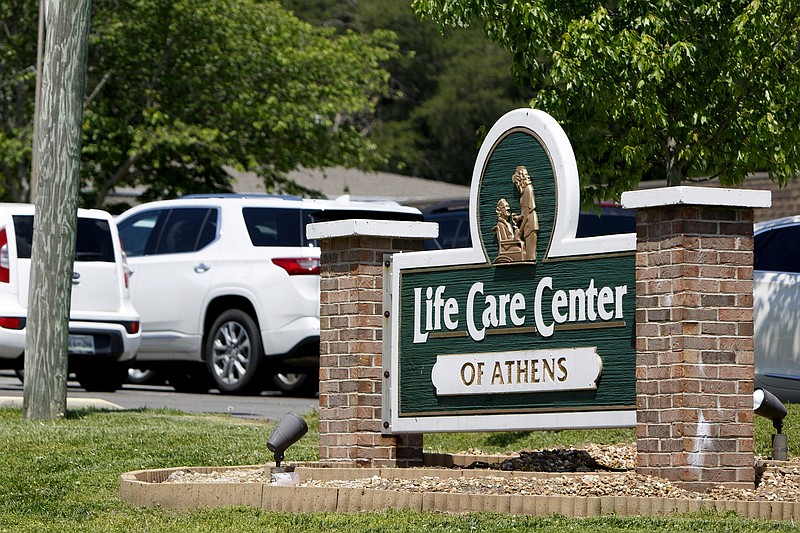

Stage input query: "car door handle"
[{"left": 194, "top": 263, "right": 210, "bottom": 273}]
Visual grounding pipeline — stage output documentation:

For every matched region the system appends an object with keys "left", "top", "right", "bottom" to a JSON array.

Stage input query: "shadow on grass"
[
  {"left": 485, "top": 431, "right": 534, "bottom": 447},
  {"left": 63, "top": 406, "right": 191, "bottom": 420}
]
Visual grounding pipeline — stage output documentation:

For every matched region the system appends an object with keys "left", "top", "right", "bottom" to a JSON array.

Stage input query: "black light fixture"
[
  {"left": 753, "top": 388, "right": 788, "bottom": 461},
  {"left": 267, "top": 413, "right": 309, "bottom": 469}
]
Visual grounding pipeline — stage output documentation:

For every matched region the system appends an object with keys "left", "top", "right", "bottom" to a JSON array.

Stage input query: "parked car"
[
  {"left": 0, "top": 204, "right": 140, "bottom": 391},
  {"left": 418, "top": 199, "right": 472, "bottom": 250},
  {"left": 575, "top": 203, "right": 636, "bottom": 238},
  {"left": 754, "top": 215, "right": 800, "bottom": 403},
  {"left": 418, "top": 199, "right": 635, "bottom": 250},
  {"left": 115, "top": 194, "right": 422, "bottom": 396}
]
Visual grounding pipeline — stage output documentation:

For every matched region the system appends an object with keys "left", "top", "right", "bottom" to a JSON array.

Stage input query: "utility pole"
[{"left": 24, "top": 0, "right": 93, "bottom": 420}]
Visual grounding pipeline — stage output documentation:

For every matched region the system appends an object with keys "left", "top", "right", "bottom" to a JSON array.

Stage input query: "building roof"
[
  {"left": 233, "top": 166, "right": 470, "bottom": 203},
  {"left": 108, "top": 166, "right": 799, "bottom": 224}
]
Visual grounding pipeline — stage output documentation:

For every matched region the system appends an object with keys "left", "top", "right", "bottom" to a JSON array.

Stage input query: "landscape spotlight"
[
  {"left": 753, "top": 388, "right": 788, "bottom": 461},
  {"left": 267, "top": 413, "right": 308, "bottom": 469}
]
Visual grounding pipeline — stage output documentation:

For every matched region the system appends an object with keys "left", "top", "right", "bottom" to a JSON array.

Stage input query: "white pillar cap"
[
  {"left": 306, "top": 219, "right": 438, "bottom": 240},
  {"left": 621, "top": 186, "right": 771, "bottom": 209}
]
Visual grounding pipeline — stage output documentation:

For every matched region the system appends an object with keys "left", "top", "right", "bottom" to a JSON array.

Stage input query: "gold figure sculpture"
[
  {"left": 493, "top": 166, "right": 539, "bottom": 264},
  {"left": 492, "top": 198, "right": 524, "bottom": 263}
]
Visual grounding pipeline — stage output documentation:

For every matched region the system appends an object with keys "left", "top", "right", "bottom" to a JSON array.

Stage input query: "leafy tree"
[
  {"left": 284, "top": 0, "right": 532, "bottom": 185},
  {"left": 1, "top": 0, "right": 396, "bottom": 207},
  {"left": 406, "top": 25, "right": 532, "bottom": 183},
  {"left": 0, "top": 2, "right": 39, "bottom": 201},
  {"left": 413, "top": 0, "right": 800, "bottom": 202}
]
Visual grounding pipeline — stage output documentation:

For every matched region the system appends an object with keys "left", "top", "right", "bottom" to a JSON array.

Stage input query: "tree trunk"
[
  {"left": 665, "top": 136, "right": 684, "bottom": 187},
  {"left": 23, "top": 0, "right": 92, "bottom": 421}
]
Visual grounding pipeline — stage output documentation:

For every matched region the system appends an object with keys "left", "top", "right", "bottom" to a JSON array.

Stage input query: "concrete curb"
[
  {"left": 119, "top": 463, "right": 800, "bottom": 521},
  {"left": 0, "top": 396, "right": 123, "bottom": 410}
]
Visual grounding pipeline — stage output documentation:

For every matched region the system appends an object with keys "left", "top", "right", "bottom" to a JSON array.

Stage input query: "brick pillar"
[
  {"left": 307, "top": 220, "right": 436, "bottom": 467},
  {"left": 622, "top": 187, "right": 770, "bottom": 491}
]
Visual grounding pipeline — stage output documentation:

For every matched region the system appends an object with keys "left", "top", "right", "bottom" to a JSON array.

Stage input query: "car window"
[
  {"left": 576, "top": 210, "right": 635, "bottom": 237},
  {"left": 420, "top": 206, "right": 471, "bottom": 250},
  {"left": 117, "top": 210, "right": 164, "bottom": 257},
  {"left": 427, "top": 216, "right": 471, "bottom": 250},
  {"left": 154, "top": 208, "right": 217, "bottom": 254},
  {"left": 75, "top": 218, "right": 116, "bottom": 261},
  {"left": 12, "top": 215, "right": 115, "bottom": 262},
  {"left": 755, "top": 225, "right": 800, "bottom": 273},
  {"left": 118, "top": 207, "right": 217, "bottom": 256},
  {"left": 242, "top": 207, "right": 305, "bottom": 247}
]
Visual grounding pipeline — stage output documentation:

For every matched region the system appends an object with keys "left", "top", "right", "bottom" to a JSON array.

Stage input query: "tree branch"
[
  {"left": 93, "top": 153, "right": 141, "bottom": 207},
  {"left": 85, "top": 69, "right": 113, "bottom": 106}
]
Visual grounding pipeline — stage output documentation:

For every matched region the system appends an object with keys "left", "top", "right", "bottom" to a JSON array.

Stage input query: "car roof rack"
[{"left": 179, "top": 193, "right": 304, "bottom": 201}]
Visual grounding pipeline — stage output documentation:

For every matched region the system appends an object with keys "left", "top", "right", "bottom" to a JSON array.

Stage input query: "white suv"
[
  {"left": 0, "top": 204, "right": 141, "bottom": 391},
  {"left": 115, "top": 194, "right": 421, "bottom": 395}
]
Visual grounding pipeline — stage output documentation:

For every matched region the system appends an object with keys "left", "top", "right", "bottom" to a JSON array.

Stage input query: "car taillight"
[
  {"left": 120, "top": 246, "right": 131, "bottom": 289},
  {"left": 0, "top": 317, "right": 25, "bottom": 330},
  {"left": 272, "top": 257, "right": 320, "bottom": 275},
  {"left": 125, "top": 321, "right": 140, "bottom": 334},
  {"left": 0, "top": 228, "right": 9, "bottom": 283}
]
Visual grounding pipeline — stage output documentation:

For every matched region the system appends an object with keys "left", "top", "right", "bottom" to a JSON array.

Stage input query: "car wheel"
[
  {"left": 272, "top": 372, "right": 317, "bottom": 397},
  {"left": 205, "top": 309, "right": 264, "bottom": 395},
  {"left": 75, "top": 365, "right": 126, "bottom": 392}
]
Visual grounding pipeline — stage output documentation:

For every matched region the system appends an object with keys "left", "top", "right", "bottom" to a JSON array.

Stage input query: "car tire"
[
  {"left": 205, "top": 309, "right": 264, "bottom": 395},
  {"left": 75, "top": 364, "right": 126, "bottom": 392},
  {"left": 272, "top": 372, "right": 317, "bottom": 397}
]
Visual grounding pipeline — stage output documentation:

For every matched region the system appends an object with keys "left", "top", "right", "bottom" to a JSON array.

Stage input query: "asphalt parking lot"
[{"left": 0, "top": 370, "right": 318, "bottom": 421}]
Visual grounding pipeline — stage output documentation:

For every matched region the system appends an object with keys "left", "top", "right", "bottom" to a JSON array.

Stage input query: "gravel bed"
[
  {"left": 161, "top": 444, "right": 800, "bottom": 502},
  {"left": 466, "top": 443, "right": 636, "bottom": 472}
]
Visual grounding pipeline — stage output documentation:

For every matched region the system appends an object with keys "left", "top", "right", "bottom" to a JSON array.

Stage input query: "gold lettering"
[
  {"left": 557, "top": 357, "right": 568, "bottom": 382},
  {"left": 491, "top": 361, "right": 504, "bottom": 384},
  {"left": 476, "top": 362, "right": 484, "bottom": 385},
  {"left": 531, "top": 358, "right": 539, "bottom": 383},
  {"left": 461, "top": 362, "right": 475, "bottom": 386},
  {"left": 516, "top": 360, "right": 528, "bottom": 383},
  {"left": 505, "top": 360, "right": 514, "bottom": 383},
  {"left": 543, "top": 358, "right": 555, "bottom": 382}
]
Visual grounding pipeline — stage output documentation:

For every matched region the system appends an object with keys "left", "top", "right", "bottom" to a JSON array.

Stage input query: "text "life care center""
[{"left": 413, "top": 276, "right": 628, "bottom": 343}]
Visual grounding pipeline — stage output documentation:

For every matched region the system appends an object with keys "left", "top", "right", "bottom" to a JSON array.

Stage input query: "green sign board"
[{"left": 384, "top": 109, "right": 637, "bottom": 433}]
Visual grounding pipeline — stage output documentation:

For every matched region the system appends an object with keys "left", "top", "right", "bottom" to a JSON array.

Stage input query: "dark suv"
[{"left": 419, "top": 199, "right": 635, "bottom": 250}]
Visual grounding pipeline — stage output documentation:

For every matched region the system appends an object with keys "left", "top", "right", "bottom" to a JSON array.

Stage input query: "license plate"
[{"left": 68, "top": 334, "right": 95, "bottom": 354}]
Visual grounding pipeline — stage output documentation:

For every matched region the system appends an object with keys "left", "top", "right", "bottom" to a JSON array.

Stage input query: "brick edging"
[{"left": 119, "top": 464, "right": 799, "bottom": 521}]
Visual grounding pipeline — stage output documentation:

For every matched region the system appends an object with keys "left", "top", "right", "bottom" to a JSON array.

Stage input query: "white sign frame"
[{"left": 383, "top": 109, "right": 637, "bottom": 434}]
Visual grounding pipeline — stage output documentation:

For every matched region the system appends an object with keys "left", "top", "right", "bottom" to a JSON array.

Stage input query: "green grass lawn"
[{"left": 0, "top": 406, "right": 797, "bottom": 532}]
